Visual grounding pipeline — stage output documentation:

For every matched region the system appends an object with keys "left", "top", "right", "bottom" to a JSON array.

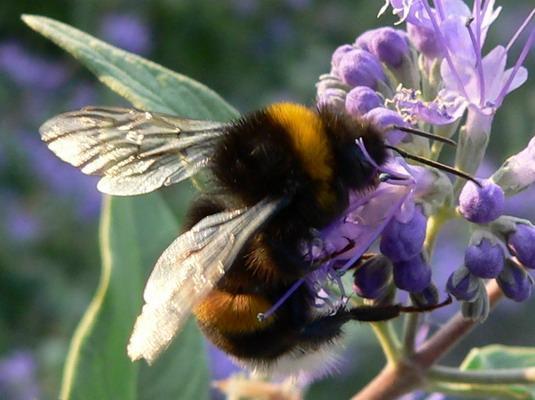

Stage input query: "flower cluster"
[{"left": 313, "top": 0, "right": 534, "bottom": 319}]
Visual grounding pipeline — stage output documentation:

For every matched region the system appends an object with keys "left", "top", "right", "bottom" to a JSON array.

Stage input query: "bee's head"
[{"left": 317, "top": 105, "right": 387, "bottom": 191}]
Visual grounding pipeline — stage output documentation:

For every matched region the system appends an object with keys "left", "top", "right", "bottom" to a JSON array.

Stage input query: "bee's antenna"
[
  {"left": 392, "top": 125, "right": 457, "bottom": 147},
  {"left": 384, "top": 144, "right": 482, "bottom": 187}
]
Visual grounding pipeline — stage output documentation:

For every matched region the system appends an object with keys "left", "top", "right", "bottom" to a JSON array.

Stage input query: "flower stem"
[
  {"left": 402, "top": 205, "right": 451, "bottom": 355},
  {"left": 402, "top": 313, "right": 420, "bottom": 356},
  {"left": 352, "top": 278, "right": 505, "bottom": 399},
  {"left": 429, "top": 365, "right": 535, "bottom": 385},
  {"left": 423, "top": 206, "right": 451, "bottom": 254},
  {"left": 370, "top": 321, "right": 402, "bottom": 365},
  {"left": 415, "top": 280, "right": 504, "bottom": 367}
]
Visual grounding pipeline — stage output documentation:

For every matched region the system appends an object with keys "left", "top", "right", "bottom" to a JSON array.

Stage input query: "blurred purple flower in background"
[
  {"left": 100, "top": 14, "right": 152, "bottom": 55},
  {"left": 0, "top": 351, "right": 40, "bottom": 400},
  {"left": 20, "top": 133, "right": 101, "bottom": 222},
  {"left": 69, "top": 82, "right": 98, "bottom": 109},
  {"left": 3, "top": 195, "right": 42, "bottom": 243},
  {"left": 0, "top": 40, "right": 69, "bottom": 90},
  {"left": 206, "top": 341, "right": 241, "bottom": 381}
]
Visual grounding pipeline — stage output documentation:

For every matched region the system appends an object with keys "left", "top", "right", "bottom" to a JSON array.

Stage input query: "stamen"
[
  {"left": 257, "top": 278, "right": 305, "bottom": 322},
  {"left": 393, "top": 125, "right": 457, "bottom": 146},
  {"left": 466, "top": 17, "right": 486, "bottom": 106},
  {"left": 506, "top": 8, "right": 535, "bottom": 51},
  {"left": 474, "top": 0, "right": 482, "bottom": 49},
  {"left": 422, "top": 0, "right": 470, "bottom": 99},
  {"left": 357, "top": 138, "right": 411, "bottom": 182},
  {"left": 384, "top": 145, "right": 482, "bottom": 187},
  {"left": 433, "top": 0, "right": 446, "bottom": 21},
  {"left": 495, "top": 28, "right": 535, "bottom": 108}
]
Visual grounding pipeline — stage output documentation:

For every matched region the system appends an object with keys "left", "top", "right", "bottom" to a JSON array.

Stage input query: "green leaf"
[
  {"left": 461, "top": 345, "right": 535, "bottom": 400},
  {"left": 21, "top": 14, "right": 241, "bottom": 400},
  {"left": 60, "top": 195, "right": 210, "bottom": 400},
  {"left": 21, "top": 14, "right": 238, "bottom": 120}
]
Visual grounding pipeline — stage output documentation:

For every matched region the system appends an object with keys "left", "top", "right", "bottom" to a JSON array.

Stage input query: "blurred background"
[{"left": 0, "top": 0, "right": 534, "bottom": 399}]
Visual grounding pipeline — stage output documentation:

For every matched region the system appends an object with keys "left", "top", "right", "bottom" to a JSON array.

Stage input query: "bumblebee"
[{"left": 40, "top": 102, "right": 456, "bottom": 375}]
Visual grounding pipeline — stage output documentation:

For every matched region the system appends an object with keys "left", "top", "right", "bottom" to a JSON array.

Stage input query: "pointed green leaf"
[
  {"left": 21, "top": 14, "right": 238, "bottom": 120},
  {"left": 60, "top": 195, "right": 210, "bottom": 400},
  {"left": 461, "top": 345, "right": 535, "bottom": 400},
  {"left": 22, "top": 15, "right": 241, "bottom": 399}
]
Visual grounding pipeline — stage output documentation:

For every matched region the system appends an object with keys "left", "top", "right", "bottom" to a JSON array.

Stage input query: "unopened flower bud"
[
  {"left": 410, "top": 284, "right": 439, "bottom": 307},
  {"left": 353, "top": 254, "right": 393, "bottom": 299},
  {"left": 461, "top": 285, "right": 490, "bottom": 322},
  {"left": 364, "top": 107, "right": 408, "bottom": 145},
  {"left": 465, "top": 236, "right": 505, "bottom": 278},
  {"left": 380, "top": 206, "right": 427, "bottom": 262},
  {"left": 345, "top": 86, "right": 382, "bottom": 117},
  {"left": 331, "top": 44, "right": 354, "bottom": 75},
  {"left": 491, "top": 137, "right": 535, "bottom": 196},
  {"left": 406, "top": 23, "right": 443, "bottom": 59},
  {"left": 459, "top": 179, "right": 505, "bottom": 223},
  {"left": 355, "top": 27, "right": 409, "bottom": 68},
  {"left": 392, "top": 253, "right": 432, "bottom": 292},
  {"left": 446, "top": 266, "right": 481, "bottom": 302},
  {"left": 337, "top": 49, "right": 386, "bottom": 89},
  {"left": 317, "top": 88, "right": 346, "bottom": 110},
  {"left": 497, "top": 259, "right": 534, "bottom": 302},
  {"left": 507, "top": 223, "right": 535, "bottom": 269}
]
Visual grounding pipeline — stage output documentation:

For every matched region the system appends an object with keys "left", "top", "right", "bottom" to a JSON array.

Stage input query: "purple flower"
[
  {"left": 0, "top": 351, "right": 40, "bottom": 400},
  {"left": 507, "top": 224, "right": 535, "bottom": 269},
  {"left": 320, "top": 159, "right": 416, "bottom": 273},
  {"left": 345, "top": 86, "right": 382, "bottom": 118},
  {"left": 379, "top": 0, "right": 431, "bottom": 26},
  {"left": 380, "top": 205, "right": 427, "bottom": 262},
  {"left": 2, "top": 194, "right": 41, "bottom": 243},
  {"left": 353, "top": 254, "right": 393, "bottom": 299},
  {"left": 0, "top": 40, "right": 68, "bottom": 90},
  {"left": 464, "top": 237, "right": 505, "bottom": 278},
  {"left": 497, "top": 259, "right": 534, "bottom": 302},
  {"left": 458, "top": 179, "right": 504, "bottom": 223},
  {"left": 446, "top": 266, "right": 481, "bottom": 302},
  {"left": 336, "top": 49, "right": 386, "bottom": 89},
  {"left": 100, "top": 14, "right": 152, "bottom": 55},
  {"left": 317, "top": 87, "right": 346, "bottom": 110},
  {"left": 69, "top": 82, "right": 97, "bottom": 109},
  {"left": 391, "top": 87, "right": 465, "bottom": 125},
  {"left": 331, "top": 44, "right": 354, "bottom": 75},
  {"left": 355, "top": 28, "right": 409, "bottom": 68},
  {"left": 393, "top": 253, "right": 432, "bottom": 292},
  {"left": 441, "top": 44, "right": 529, "bottom": 115},
  {"left": 364, "top": 107, "right": 407, "bottom": 145},
  {"left": 410, "top": 284, "right": 439, "bottom": 306},
  {"left": 406, "top": 23, "right": 443, "bottom": 59},
  {"left": 206, "top": 341, "right": 240, "bottom": 380}
]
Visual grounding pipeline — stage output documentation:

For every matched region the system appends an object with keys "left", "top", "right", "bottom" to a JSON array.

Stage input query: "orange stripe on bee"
[
  {"left": 193, "top": 290, "right": 274, "bottom": 333},
  {"left": 266, "top": 103, "right": 335, "bottom": 207}
]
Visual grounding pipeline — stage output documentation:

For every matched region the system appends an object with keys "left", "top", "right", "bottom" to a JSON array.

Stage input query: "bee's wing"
[
  {"left": 39, "top": 107, "right": 228, "bottom": 195},
  {"left": 127, "top": 197, "right": 284, "bottom": 364}
]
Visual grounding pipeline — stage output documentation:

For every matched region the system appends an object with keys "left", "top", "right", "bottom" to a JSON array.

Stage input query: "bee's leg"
[{"left": 297, "top": 298, "right": 452, "bottom": 347}]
